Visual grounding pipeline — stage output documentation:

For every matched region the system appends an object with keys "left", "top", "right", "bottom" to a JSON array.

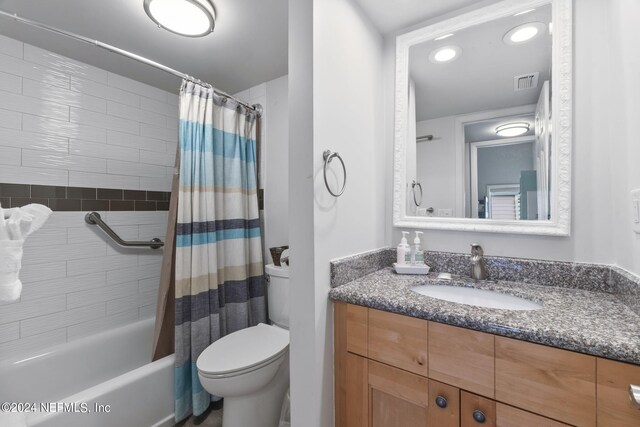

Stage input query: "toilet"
[{"left": 197, "top": 264, "right": 290, "bottom": 427}]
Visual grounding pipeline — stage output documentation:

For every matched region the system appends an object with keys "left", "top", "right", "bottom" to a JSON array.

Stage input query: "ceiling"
[
  {"left": 410, "top": 4, "right": 552, "bottom": 121},
  {"left": 353, "top": 0, "right": 487, "bottom": 34},
  {"left": 0, "top": 0, "right": 288, "bottom": 94}
]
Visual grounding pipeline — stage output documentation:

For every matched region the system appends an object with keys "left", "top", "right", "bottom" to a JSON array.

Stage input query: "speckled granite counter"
[{"left": 329, "top": 268, "right": 640, "bottom": 365}]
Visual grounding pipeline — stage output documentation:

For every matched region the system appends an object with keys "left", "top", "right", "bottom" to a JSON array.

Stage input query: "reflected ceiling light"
[
  {"left": 144, "top": 0, "right": 216, "bottom": 37},
  {"left": 495, "top": 122, "right": 530, "bottom": 137},
  {"left": 434, "top": 33, "right": 454, "bottom": 41},
  {"left": 429, "top": 45, "right": 462, "bottom": 64},
  {"left": 503, "top": 22, "right": 546, "bottom": 45},
  {"left": 514, "top": 8, "right": 536, "bottom": 16}
]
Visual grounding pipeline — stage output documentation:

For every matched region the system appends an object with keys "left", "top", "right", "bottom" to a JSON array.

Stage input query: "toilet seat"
[{"left": 197, "top": 323, "right": 289, "bottom": 378}]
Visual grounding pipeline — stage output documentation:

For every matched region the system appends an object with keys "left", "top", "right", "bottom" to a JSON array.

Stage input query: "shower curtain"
[{"left": 170, "top": 80, "right": 266, "bottom": 421}]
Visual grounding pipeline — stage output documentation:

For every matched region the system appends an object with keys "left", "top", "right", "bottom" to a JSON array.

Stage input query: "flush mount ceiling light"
[
  {"left": 144, "top": 0, "right": 215, "bottom": 37},
  {"left": 495, "top": 122, "right": 530, "bottom": 137},
  {"left": 514, "top": 8, "right": 536, "bottom": 16},
  {"left": 503, "top": 22, "right": 546, "bottom": 45},
  {"left": 428, "top": 45, "right": 462, "bottom": 64},
  {"left": 434, "top": 33, "right": 454, "bottom": 41}
]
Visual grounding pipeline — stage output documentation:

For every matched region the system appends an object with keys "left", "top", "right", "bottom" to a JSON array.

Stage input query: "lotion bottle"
[
  {"left": 396, "top": 231, "right": 410, "bottom": 265},
  {"left": 411, "top": 231, "right": 424, "bottom": 264}
]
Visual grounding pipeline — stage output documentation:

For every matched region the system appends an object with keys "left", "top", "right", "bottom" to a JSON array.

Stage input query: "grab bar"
[{"left": 85, "top": 212, "right": 164, "bottom": 249}]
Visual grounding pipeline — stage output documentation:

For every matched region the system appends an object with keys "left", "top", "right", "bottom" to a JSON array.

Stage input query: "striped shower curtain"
[{"left": 174, "top": 81, "right": 266, "bottom": 421}]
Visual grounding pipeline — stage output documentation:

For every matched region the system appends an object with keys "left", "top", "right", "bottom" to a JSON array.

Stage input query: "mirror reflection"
[{"left": 406, "top": 4, "right": 552, "bottom": 221}]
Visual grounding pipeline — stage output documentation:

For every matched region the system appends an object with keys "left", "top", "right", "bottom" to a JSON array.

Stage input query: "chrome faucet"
[{"left": 470, "top": 244, "right": 487, "bottom": 281}]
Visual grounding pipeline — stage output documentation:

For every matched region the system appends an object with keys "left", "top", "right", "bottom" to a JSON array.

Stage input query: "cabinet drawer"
[
  {"left": 597, "top": 358, "right": 640, "bottom": 426},
  {"left": 495, "top": 337, "right": 596, "bottom": 427},
  {"left": 368, "top": 360, "right": 429, "bottom": 427},
  {"left": 346, "top": 304, "right": 368, "bottom": 356},
  {"left": 429, "top": 322, "right": 495, "bottom": 398},
  {"left": 461, "top": 391, "right": 496, "bottom": 427},
  {"left": 496, "top": 403, "right": 569, "bottom": 426},
  {"left": 368, "top": 308, "right": 428, "bottom": 376}
]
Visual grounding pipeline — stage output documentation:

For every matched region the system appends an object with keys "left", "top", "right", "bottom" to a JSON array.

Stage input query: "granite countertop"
[{"left": 329, "top": 268, "right": 640, "bottom": 365}]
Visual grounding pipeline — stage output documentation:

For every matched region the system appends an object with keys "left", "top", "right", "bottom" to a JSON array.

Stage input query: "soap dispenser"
[
  {"left": 396, "top": 231, "right": 410, "bottom": 265},
  {"left": 411, "top": 231, "right": 424, "bottom": 265}
]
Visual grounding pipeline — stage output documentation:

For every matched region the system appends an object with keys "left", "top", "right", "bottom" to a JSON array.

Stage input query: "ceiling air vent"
[{"left": 514, "top": 72, "right": 539, "bottom": 91}]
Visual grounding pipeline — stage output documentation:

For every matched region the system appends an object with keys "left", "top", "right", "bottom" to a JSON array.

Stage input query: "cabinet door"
[
  {"left": 428, "top": 380, "right": 460, "bottom": 427},
  {"left": 460, "top": 391, "right": 496, "bottom": 427},
  {"left": 335, "top": 302, "right": 368, "bottom": 427},
  {"left": 495, "top": 336, "right": 596, "bottom": 427},
  {"left": 346, "top": 304, "right": 368, "bottom": 356},
  {"left": 368, "top": 308, "right": 428, "bottom": 376},
  {"left": 496, "top": 403, "right": 569, "bottom": 426},
  {"left": 597, "top": 358, "right": 640, "bottom": 426},
  {"left": 429, "top": 322, "right": 495, "bottom": 398},
  {"left": 368, "top": 360, "right": 429, "bottom": 427}
]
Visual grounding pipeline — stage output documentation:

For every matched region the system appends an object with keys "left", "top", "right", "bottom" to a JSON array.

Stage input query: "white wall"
[
  {"left": 235, "top": 76, "right": 290, "bottom": 261},
  {"left": 288, "top": 0, "right": 317, "bottom": 425},
  {"left": 265, "top": 77, "right": 290, "bottom": 253},
  {"left": 608, "top": 0, "right": 640, "bottom": 276},
  {"left": 385, "top": 0, "right": 625, "bottom": 265},
  {"left": 415, "top": 117, "right": 457, "bottom": 215},
  {"left": 288, "top": 0, "right": 386, "bottom": 425},
  {"left": 0, "top": 35, "right": 175, "bottom": 360}
]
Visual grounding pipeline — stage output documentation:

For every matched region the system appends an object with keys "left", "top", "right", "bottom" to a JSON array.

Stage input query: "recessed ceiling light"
[
  {"left": 495, "top": 122, "right": 530, "bottom": 137},
  {"left": 144, "top": 0, "right": 216, "bottom": 37},
  {"left": 503, "top": 22, "right": 546, "bottom": 45},
  {"left": 434, "top": 33, "right": 454, "bottom": 41},
  {"left": 429, "top": 45, "right": 462, "bottom": 64},
  {"left": 514, "top": 8, "right": 536, "bottom": 16}
]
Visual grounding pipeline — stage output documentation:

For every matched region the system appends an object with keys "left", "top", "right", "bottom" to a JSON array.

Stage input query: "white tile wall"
[
  {"left": 0, "top": 108, "right": 22, "bottom": 130},
  {"left": 0, "top": 35, "right": 174, "bottom": 361},
  {"left": 0, "top": 35, "right": 177, "bottom": 192},
  {"left": 0, "top": 34, "right": 24, "bottom": 59},
  {"left": 0, "top": 211, "right": 167, "bottom": 361},
  {"left": 0, "top": 71, "right": 22, "bottom": 94}
]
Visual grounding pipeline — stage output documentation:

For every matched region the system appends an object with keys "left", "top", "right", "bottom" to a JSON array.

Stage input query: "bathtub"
[{"left": 0, "top": 318, "right": 174, "bottom": 427}]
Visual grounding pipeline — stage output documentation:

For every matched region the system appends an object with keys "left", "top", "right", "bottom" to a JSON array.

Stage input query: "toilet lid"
[{"left": 197, "top": 324, "right": 289, "bottom": 375}]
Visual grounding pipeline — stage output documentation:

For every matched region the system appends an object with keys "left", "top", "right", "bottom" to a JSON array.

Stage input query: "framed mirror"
[{"left": 392, "top": 0, "right": 572, "bottom": 235}]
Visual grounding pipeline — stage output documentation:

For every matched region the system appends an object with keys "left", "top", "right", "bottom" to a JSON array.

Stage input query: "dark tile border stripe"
[{"left": 0, "top": 183, "right": 171, "bottom": 212}]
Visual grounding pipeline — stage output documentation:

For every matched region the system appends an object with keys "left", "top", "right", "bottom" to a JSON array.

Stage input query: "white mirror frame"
[{"left": 392, "top": 0, "right": 572, "bottom": 236}]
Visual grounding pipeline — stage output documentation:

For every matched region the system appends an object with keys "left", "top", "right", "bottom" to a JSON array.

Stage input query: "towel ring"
[
  {"left": 412, "top": 180, "right": 423, "bottom": 206},
  {"left": 323, "top": 150, "right": 347, "bottom": 197}
]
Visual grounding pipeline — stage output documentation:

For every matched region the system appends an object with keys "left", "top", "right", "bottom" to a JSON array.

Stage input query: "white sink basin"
[{"left": 411, "top": 285, "right": 542, "bottom": 311}]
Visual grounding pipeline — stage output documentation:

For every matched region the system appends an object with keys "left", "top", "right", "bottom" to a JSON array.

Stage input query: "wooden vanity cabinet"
[
  {"left": 597, "top": 358, "right": 640, "bottom": 426},
  {"left": 334, "top": 302, "right": 639, "bottom": 426},
  {"left": 368, "top": 360, "right": 430, "bottom": 426},
  {"left": 495, "top": 336, "right": 597, "bottom": 426},
  {"left": 429, "top": 322, "right": 494, "bottom": 398},
  {"left": 368, "top": 307, "right": 428, "bottom": 376}
]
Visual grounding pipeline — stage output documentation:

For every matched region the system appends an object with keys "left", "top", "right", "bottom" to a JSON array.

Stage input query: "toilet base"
[{"left": 221, "top": 355, "right": 289, "bottom": 427}]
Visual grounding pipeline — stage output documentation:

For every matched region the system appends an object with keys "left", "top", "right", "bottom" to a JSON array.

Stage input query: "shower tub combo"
[{"left": 0, "top": 318, "right": 174, "bottom": 427}]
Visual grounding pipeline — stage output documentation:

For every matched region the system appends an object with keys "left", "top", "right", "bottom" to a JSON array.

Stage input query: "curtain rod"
[{"left": 0, "top": 9, "right": 263, "bottom": 117}]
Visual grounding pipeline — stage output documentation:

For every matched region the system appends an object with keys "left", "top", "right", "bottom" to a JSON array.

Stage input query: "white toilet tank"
[{"left": 265, "top": 264, "right": 289, "bottom": 329}]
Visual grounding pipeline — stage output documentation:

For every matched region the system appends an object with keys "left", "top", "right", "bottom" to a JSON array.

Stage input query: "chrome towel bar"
[{"left": 85, "top": 212, "right": 164, "bottom": 249}]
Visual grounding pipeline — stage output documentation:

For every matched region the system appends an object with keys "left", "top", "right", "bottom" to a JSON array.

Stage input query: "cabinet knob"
[
  {"left": 435, "top": 395, "right": 448, "bottom": 409},
  {"left": 630, "top": 384, "right": 640, "bottom": 409},
  {"left": 472, "top": 410, "right": 486, "bottom": 423}
]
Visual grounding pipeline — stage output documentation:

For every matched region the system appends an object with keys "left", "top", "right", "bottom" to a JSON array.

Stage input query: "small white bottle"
[
  {"left": 411, "top": 231, "right": 424, "bottom": 265},
  {"left": 396, "top": 231, "right": 410, "bottom": 265}
]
